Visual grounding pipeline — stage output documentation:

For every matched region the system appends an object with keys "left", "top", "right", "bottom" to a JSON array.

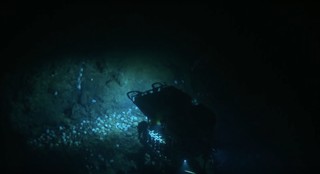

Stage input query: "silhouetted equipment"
[{"left": 127, "top": 82, "right": 216, "bottom": 173}]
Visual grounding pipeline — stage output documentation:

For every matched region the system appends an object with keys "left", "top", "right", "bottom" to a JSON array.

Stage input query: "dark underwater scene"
[{"left": 1, "top": 2, "right": 318, "bottom": 174}]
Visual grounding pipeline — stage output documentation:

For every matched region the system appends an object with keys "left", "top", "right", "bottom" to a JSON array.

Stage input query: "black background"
[{"left": 1, "top": 1, "right": 319, "bottom": 173}]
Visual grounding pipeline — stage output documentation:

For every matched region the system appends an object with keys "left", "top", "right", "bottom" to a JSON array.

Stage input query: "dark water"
[{"left": 1, "top": 2, "right": 319, "bottom": 174}]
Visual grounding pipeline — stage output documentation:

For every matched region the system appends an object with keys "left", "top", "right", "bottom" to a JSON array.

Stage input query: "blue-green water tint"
[
  {"left": 28, "top": 106, "right": 146, "bottom": 149},
  {"left": 2, "top": 3, "right": 313, "bottom": 174}
]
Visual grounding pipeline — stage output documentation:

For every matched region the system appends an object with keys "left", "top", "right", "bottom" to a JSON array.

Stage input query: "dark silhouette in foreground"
[{"left": 128, "top": 82, "right": 216, "bottom": 174}]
